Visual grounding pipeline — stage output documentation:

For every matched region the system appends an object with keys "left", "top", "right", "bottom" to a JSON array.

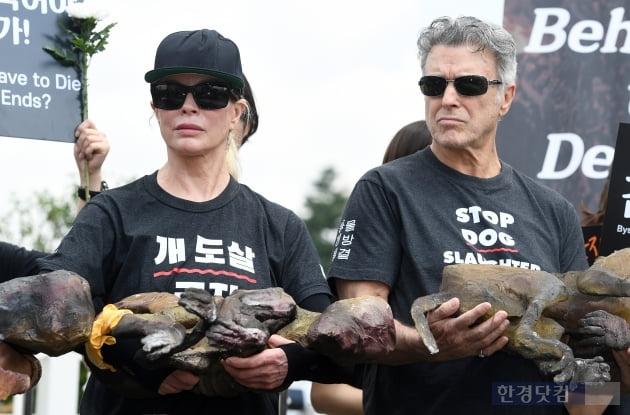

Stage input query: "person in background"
[
  {"left": 0, "top": 242, "right": 45, "bottom": 283},
  {"left": 0, "top": 118, "right": 110, "bottom": 397},
  {"left": 327, "top": 15, "right": 589, "bottom": 415},
  {"left": 580, "top": 178, "right": 609, "bottom": 227},
  {"left": 382, "top": 119, "right": 433, "bottom": 164},
  {"left": 310, "top": 119, "right": 433, "bottom": 415},
  {"left": 33, "top": 28, "right": 343, "bottom": 415}
]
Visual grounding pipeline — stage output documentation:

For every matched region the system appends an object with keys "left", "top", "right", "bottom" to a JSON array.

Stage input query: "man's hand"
[
  {"left": 335, "top": 279, "right": 510, "bottom": 364},
  {"left": 391, "top": 297, "right": 509, "bottom": 365},
  {"left": 427, "top": 298, "right": 510, "bottom": 360}
]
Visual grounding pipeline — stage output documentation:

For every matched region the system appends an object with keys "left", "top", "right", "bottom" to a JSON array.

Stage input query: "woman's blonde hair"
[{"left": 226, "top": 128, "right": 240, "bottom": 180}]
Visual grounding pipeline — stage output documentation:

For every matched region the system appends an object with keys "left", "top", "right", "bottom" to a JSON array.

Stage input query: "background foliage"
[{"left": 302, "top": 167, "right": 348, "bottom": 271}]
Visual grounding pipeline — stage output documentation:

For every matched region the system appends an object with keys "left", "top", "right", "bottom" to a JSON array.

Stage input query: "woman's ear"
[{"left": 230, "top": 99, "right": 246, "bottom": 128}]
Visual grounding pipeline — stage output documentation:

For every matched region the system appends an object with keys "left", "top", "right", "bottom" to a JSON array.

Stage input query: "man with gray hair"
[{"left": 328, "top": 16, "right": 587, "bottom": 414}]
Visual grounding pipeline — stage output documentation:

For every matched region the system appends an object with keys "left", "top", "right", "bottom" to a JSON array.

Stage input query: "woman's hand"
[{"left": 221, "top": 335, "right": 292, "bottom": 390}]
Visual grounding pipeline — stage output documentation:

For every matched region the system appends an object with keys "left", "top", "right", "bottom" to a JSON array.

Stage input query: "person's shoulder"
[
  {"left": 360, "top": 149, "right": 428, "bottom": 185},
  {"left": 81, "top": 176, "right": 148, "bottom": 215},
  {"left": 0, "top": 241, "right": 46, "bottom": 280},
  {"left": 509, "top": 166, "right": 574, "bottom": 208},
  {"left": 237, "top": 183, "right": 299, "bottom": 219},
  {"left": 509, "top": 167, "right": 557, "bottom": 195},
  {"left": 97, "top": 175, "right": 149, "bottom": 198}
]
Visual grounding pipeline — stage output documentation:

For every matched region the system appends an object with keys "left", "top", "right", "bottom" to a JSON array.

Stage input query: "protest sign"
[
  {"left": 600, "top": 122, "right": 630, "bottom": 256},
  {"left": 0, "top": 0, "right": 81, "bottom": 142}
]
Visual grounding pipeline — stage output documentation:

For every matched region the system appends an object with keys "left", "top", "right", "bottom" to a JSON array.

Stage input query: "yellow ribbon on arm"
[{"left": 85, "top": 304, "right": 133, "bottom": 372}]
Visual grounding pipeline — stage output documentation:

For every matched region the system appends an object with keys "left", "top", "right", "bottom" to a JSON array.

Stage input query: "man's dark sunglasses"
[
  {"left": 151, "top": 82, "right": 234, "bottom": 110},
  {"left": 418, "top": 75, "right": 502, "bottom": 97}
]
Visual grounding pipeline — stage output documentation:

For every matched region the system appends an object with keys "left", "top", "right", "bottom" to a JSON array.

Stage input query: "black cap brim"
[{"left": 144, "top": 67, "right": 244, "bottom": 90}]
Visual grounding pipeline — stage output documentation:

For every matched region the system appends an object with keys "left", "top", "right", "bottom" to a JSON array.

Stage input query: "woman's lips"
[{"left": 175, "top": 123, "right": 204, "bottom": 134}]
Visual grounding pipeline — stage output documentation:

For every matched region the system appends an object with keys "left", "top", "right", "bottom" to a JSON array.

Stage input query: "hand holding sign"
[{"left": 42, "top": 0, "right": 115, "bottom": 200}]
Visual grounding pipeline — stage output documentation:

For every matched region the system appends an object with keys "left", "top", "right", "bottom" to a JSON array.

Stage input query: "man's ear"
[{"left": 499, "top": 83, "right": 516, "bottom": 118}]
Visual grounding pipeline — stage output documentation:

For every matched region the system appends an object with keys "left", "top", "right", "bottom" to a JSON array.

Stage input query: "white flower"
[{"left": 65, "top": 0, "right": 108, "bottom": 21}]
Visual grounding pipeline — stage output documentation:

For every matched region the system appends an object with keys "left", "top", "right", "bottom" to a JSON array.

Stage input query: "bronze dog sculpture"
[
  {"left": 0, "top": 271, "right": 395, "bottom": 399},
  {"left": 411, "top": 247, "right": 630, "bottom": 384}
]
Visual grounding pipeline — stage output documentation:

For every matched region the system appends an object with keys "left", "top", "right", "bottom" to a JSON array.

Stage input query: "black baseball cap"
[{"left": 144, "top": 29, "right": 244, "bottom": 90}]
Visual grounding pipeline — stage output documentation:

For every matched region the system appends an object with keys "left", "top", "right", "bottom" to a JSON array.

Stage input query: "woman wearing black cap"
[{"left": 35, "top": 29, "right": 339, "bottom": 415}]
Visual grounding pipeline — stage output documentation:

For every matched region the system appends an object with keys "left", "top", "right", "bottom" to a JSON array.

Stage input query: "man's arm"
[{"left": 335, "top": 279, "right": 510, "bottom": 365}]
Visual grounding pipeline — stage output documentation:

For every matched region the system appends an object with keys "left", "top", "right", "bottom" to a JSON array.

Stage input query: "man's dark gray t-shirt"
[{"left": 329, "top": 148, "right": 588, "bottom": 415}]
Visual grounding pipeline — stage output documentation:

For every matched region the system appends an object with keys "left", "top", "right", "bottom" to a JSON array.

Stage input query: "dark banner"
[
  {"left": 0, "top": 0, "right": 81, "bottom": 142},
  {"left": 600, "top": 122, "right": 630, "bottom": 255},
  {"left": 500, "top": 0, "right": 630, "bottom": 212}
]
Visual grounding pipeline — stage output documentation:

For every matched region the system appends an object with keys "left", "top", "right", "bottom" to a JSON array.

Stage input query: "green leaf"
[{"left": 42, "top": 46, "right": 78, "bottom": 67}]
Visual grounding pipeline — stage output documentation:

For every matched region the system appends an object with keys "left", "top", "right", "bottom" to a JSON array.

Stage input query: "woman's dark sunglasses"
[
  {"left": 151, "top": 82, "right": 233, "bottom": 110},
  {"left": 418, "top": 75, "right": 502, "bottom": 97}
]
